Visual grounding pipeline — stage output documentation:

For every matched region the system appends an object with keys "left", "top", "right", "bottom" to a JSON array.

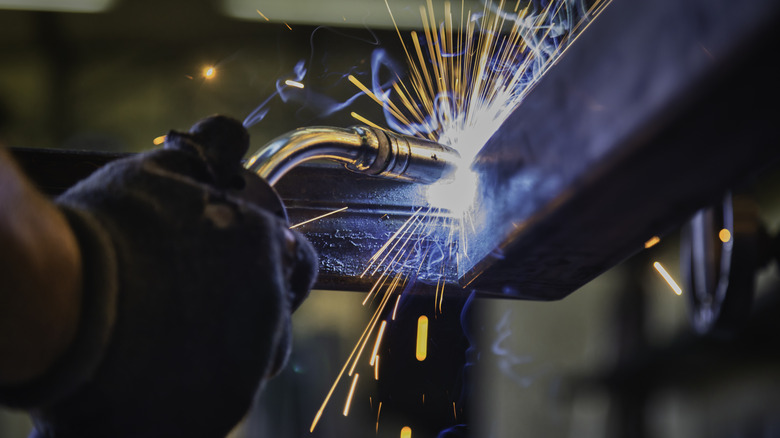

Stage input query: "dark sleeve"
[{"left": 0, "top": 207, "right": 118, "bottom": 409}]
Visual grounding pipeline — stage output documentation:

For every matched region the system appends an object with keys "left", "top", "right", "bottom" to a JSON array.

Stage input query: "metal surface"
[
  {"left": 275, "top": 163, "right": 458, "bottom": 292},
  {"left": 459, "top": 0, "right": 780, "bottom": 299},
  {"left": 245, "top": 125, "right": 459, "bottom": 185}
]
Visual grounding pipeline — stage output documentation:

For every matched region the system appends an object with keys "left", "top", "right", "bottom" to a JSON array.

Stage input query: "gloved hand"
[{"left": 0, "top": 115, "right": 317, "bottom": 437}]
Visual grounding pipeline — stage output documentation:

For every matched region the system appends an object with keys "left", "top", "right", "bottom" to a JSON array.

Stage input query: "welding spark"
[
  {"left": 370, "top": 320, "right": 388, "bottom": 366},
  {"left": 290, "top": 206, "right": 348, "bottom": 229},
  {"left": 360, "top": 0, "right": 608, "bottom": 159},
  {"left": 153, "top": 135, "right": 166, "bottom": 146},
  {"left": 376, "top": 401, "right": 383, "bottom": 433},
  {"left": 644, "top": 236, "right": 661, "bottom": 249},
  {"left": 351, "top": 111, "right": 387, "bottom": 131},
  {"left": 256, "top": 9, "right": 270, "bottom": 21},
  {"left": 203, "top": 66, "right": 216, "bottom": 79},
  {"left": 653, "top": 261, "right": 683, "bottom": 295},
  {"left": 343, "top": 373, "right": 360, "bottom": 416},
  {"left": 342, "top": 0, "right": 611, "bottom": 295},
  {"left": 416, "top": 315, "right": 429, "bottom": 361},
  {"left": 309, "top": 0, "right": 609, "bottom": 431},
  {"left": 285, "top": 79, "right": 305, "bottom": 89}
]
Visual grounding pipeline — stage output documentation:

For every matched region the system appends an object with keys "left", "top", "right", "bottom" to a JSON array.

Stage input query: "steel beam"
[{"left": 461, "top": 0, "right": 780, "bottom": 299}]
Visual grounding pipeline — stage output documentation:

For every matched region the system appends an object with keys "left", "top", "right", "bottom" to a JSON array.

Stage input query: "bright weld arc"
[{"left": 653, "top": 261, "right": 683, "bottom": 295}]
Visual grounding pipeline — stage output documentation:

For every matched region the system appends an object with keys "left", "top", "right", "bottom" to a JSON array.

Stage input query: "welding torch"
[{"left": 245, "top": 125, "right": 460, "bottom": 187}]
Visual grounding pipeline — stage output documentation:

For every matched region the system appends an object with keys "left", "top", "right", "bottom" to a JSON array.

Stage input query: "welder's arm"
[
  {"left": 0, "top": 116, "right": 318, "bottom": 437},
  {"left": 0, "top": 147, "right": 83, "bottom": 386}
]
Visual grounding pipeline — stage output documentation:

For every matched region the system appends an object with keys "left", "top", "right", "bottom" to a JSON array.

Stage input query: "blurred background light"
[
  {"left": 0, "top": 0, "right": 115, "bottom": 13},
  {"left": 222, "top": 0, "right": 484, "bottom": 29}
]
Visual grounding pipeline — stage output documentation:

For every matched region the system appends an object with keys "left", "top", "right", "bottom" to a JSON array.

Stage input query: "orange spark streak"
[
  {"left": 310, "top": 277, "right": 399, "bottom": 431},
  {"left": 153, "top": 135, "right": 166, "bottom": 145},
  {"left": 284, "top": 22, "right": 292, "bottom": 30},
  {"left": 363, "top": 273, "right": 390, "bottom": 306},
  {"left": 290, "top": 206, "right": 348, "bottom": 229},
  {"left": 349, "top": 271, "right": 404, "bottom": 376},
  {"left": 368, "top": 209, "right": 430, "bottom": 277},
  {"left": 416, "top": 315, "right": 429, "bottom": 361},
  {"left": 376, "top": 402, "right": 383, "bottom": 434},
  {"left": 370, "top": 320, "right": 388, "bottom": 366},
  {"left": 343, "top": 373, "right": 359, "bottom": 416},
  {"left": 350, "top": 112, "right": 387, "bottom": 131},
  {"left": 256, "top": 9, "right": 269, "bottom": 21},
  {"left": 362, "top": 208, "right": 422, "bottom": 276},
  {"left": 374, "top": 355, "right": 380, "bottom": 380},
  {"left": 310, "top": 0, "right": 612, "bottom": 431}
]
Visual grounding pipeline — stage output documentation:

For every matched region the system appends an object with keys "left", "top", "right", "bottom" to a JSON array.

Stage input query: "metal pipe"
[{"left": 245, "top": 125, "right": 460, "bottom": 186}]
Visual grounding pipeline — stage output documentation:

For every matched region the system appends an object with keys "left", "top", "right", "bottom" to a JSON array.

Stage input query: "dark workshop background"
[{"left": 2, "top": 1, "right": 780, "bottom": 438}]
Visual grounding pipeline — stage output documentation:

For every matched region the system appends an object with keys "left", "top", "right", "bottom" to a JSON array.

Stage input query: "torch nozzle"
[{"left": 245, "top": 126, "right": 460, "bottom": 186}]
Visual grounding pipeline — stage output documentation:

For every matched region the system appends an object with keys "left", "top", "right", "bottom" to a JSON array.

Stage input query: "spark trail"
[{"left": 309, "top": 0, "right": 608, "bottom": 432}]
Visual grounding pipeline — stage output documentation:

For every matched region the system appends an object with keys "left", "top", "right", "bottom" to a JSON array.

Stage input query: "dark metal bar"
[{"left": 275, "top": 164, "right": 459, "bottom": 292}]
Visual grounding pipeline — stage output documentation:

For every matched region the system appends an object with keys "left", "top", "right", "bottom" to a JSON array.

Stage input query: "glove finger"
[{"left": 283, "top": 228, "right": 318, "bottom": 312}]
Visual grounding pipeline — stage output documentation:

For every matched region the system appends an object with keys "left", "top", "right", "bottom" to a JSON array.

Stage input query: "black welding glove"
[{"left": 0, "top": 115, "right": 317, "bottom": 438}]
